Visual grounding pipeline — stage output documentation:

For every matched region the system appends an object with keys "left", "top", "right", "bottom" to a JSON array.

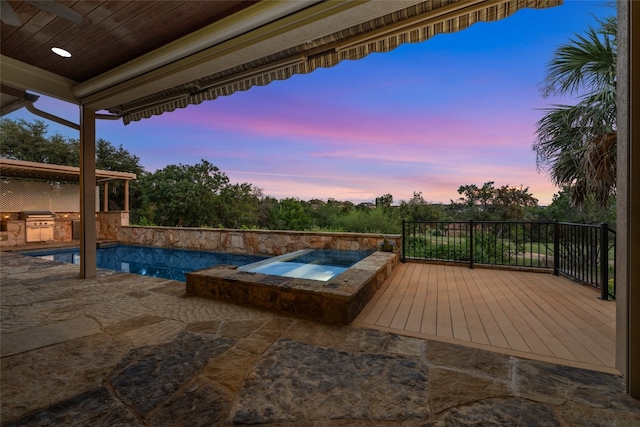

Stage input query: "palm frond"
[
  {"left": 535, "top": 14, "right": 617, "bottom": 208},
  {"left": 542, "top": 16, "right": 616, "bottom": 99}
]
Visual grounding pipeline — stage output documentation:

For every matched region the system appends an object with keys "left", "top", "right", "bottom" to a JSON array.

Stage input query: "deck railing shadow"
[{"left": 402, "top": 220, "right": 616, "bottom": 300}]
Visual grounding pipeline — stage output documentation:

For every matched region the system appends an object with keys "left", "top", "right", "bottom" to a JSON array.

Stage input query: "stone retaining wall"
[{"left": 116, "top": 225, "right": 400, "bottom": 256}]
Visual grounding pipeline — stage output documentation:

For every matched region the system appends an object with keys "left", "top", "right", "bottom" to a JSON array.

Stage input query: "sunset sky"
[{"left": 6, "top": 1, "right": 614, "bottom": 206}]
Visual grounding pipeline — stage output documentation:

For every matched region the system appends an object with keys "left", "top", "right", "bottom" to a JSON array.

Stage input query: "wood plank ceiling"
[{"left": 0, "top": 1, "right": 259, "bottom": 82}]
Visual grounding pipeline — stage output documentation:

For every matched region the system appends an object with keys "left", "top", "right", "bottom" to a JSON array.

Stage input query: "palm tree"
[{"left": 533, "top": 16, "right": 617, "bottom": 207}]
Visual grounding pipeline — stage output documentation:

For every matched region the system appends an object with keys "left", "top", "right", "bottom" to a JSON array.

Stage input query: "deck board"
[
  {"left": 460, "top": 267, "right": 510, "bottom": 348},
  {"left": 376, "top": 263, "right": 414, "bottom": 327},
  {"left": 453, "top": 267, "right": 490, "bottom": 345},
  {"left": 354, "top": 262, "right": 617, "bottom": 372},
  {"left": 357, "top": 262, "right": 404, "bottom": 324},
  {"left": 390, "top": 263, "right": 420, "bottom": 330},
  {"left": 420, "top": 263, "right": 439, "bottom": 336},
  {"left": 482, "top": 270, "right": 556, "bottom": 358},
  {"left": 436, "top": 266, "right": 453, "bottom": 338},
  {"left": 499, "top": 270, "right": 607, "bottom": 361},
  {"left": 404, "top": 262, "right": 428, "bottom": 333},
  {"left": 475, "top": 269, "right": 531, "bottom": 353},
  {"left": 481, "top": 268, "right": 577, "bottom": 360},
  {"left": 449, "top": 268, "right": 471, "bottom": 342}
]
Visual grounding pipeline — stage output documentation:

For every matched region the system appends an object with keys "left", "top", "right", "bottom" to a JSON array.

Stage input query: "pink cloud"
[{"left": 169, "top": 103, "right": 539, "bottom": 161}]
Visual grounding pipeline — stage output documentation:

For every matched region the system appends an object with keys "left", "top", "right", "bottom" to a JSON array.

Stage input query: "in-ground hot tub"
[
  {"left": 186, "top": 249, "right": 400, "bottom": 325},
  {"left": 237, "top": 249, "right": 373, "bottom": 281}
]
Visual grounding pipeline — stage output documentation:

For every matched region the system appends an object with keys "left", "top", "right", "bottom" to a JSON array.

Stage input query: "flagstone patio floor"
[{"left": 1, "top": 251, "right": 639, "bottom": 426}]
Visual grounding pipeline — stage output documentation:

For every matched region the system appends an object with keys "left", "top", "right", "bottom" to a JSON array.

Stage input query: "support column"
[
  {"left": 103, "top": 182, "right": 109, "bottom": 212},
  {"left": 80, "top": 106, "right": 97, "bottom": 279},
  {"left": 616, "top": 0, "right": 640, "bottom": 398},
  {"left": 124, "top": 180, "right": 130, "bottom": 212}
]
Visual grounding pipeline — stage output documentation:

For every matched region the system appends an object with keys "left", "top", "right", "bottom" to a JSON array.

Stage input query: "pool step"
[{"left": 237, "top": 249, "right": 313, "bottom": 272}]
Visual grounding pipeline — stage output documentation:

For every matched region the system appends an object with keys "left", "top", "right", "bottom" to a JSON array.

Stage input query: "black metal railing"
[{"left": 402, "top": 220, "right": 615, "bottom": 299}]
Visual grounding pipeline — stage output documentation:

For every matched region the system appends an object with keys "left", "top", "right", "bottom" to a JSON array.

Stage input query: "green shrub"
[
  {"left": 330, "top": 208, "right": 401, "bottom": 234},
  {"left": 404, "top": 230, "right": 519, "bottom": 265}
]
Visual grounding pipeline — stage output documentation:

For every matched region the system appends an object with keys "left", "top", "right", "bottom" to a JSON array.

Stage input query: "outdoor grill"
[{"left": 21, "top": 211, "right": 55, "bottom": 243}]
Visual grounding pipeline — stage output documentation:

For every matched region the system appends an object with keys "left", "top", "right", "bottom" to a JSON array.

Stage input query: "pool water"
[
  {"left": 22, "top": 245, "right": 268, "bottom": 282},
  {"left": 22, "top": 245, "right": 375, "bottom": 283},
  {"left": 238, "top": 249, "right": 375, "bottom": 281}
]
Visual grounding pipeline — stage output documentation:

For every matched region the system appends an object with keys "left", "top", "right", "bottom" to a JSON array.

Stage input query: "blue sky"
[{"left": 6, "top": 0, "right": 615, "bottom": 205}]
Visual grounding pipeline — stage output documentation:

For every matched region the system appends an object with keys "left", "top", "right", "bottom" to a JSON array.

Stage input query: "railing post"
[
  {"left": 600, "top": 222, "right": 609, "bottom": 300},
  {"left": 469, "top": 220, "right": 474, "bottom": 269},
  {"left": 402, "top": 219, "right": 406, "bottom": 263},
  {"left": 553, "top": 221, "right": 559, "bottom": 276}
]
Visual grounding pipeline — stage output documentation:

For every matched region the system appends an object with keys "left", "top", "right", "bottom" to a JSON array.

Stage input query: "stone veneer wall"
[
  {"left": 116, "top": 225, "right": 400, "bottom": 256},
  {"left": 1, "top": 212, "right": 128, "bottom": 247},
  {"left": 0, "top": 221, "right": 25, "bottom": 247},
  {"left": 53, "top": 212, "right": 80, "bottom": 243},
  {"left": 1, "top": 212, "right": 83, "bottom": 247},
  {"left": 97, "top": 212, "right": 130, "bottom": 241}
]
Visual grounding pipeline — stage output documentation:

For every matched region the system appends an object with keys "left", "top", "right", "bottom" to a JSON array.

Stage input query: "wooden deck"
[{"left": 354, "top": 262, "right": 617, "bottom": 373}]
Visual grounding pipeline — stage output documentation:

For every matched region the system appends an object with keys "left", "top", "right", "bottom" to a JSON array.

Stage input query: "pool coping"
[{"left": 186, "top": 250, "right": 400, "bottom": 325}]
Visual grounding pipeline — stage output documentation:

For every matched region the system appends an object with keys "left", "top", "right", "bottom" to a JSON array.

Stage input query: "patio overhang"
[
  {"left": 94, "top": 0, "right": 564, "bottom": 124},
  {"left": 0, "top": 158, "right": 136, "bottom": 214},
  {"left": 1, "top": 0, "right": 562, "bottom": 125},
  {"left": 0, "top": 158, "right": 136, "bottom": 184}
]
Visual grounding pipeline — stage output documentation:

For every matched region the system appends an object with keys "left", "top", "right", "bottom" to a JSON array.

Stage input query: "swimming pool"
[
  {"left": 21, "top": 245, "right": 375, "bottom": 283},
  {"left": 20, "top": 243, "right": 397, "bottom": 324},
  {"left": 22, "top": 245, "right": 268, "bottom": 282}
]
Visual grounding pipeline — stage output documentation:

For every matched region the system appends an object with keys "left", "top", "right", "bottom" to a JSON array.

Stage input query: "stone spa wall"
[
  {"left": 187, "top": 250, "right": 400, "bottom": 324},
  {"left": 115, "top": 225, "right": 401, "bottom": 257}
]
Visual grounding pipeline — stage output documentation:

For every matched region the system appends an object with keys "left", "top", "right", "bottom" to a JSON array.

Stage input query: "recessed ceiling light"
[{"left": 51, "top": 47, "right": 72, "bottom": 58}]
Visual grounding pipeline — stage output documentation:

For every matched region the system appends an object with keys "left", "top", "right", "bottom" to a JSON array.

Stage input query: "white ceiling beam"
[{"left": 0, "top": 55, "right": 79, "bottom": 104}]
